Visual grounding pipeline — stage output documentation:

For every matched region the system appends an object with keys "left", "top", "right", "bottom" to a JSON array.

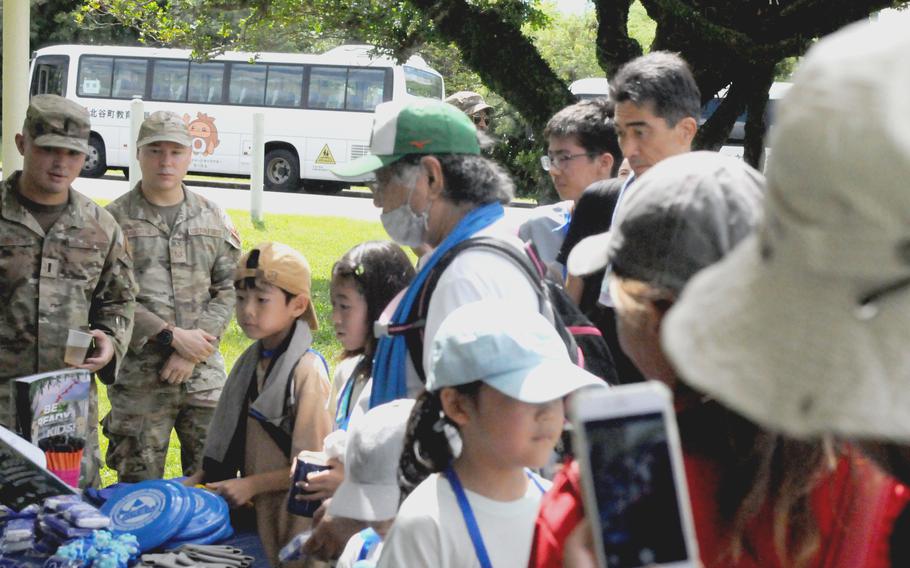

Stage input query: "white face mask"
[{"left": 380, "top": 180, "right": 430, "bottom": 248}]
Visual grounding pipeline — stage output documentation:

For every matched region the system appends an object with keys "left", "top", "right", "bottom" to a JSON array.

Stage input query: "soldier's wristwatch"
[{"left": 156, "top": 326, "right": 174, "bottom": 347}]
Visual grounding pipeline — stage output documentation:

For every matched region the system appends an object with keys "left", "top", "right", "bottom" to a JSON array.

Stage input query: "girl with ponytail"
[{"left": 377, "top": 300, "right": 605, "bottom": 568}]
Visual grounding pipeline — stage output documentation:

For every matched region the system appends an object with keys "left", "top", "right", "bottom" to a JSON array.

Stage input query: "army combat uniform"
[
  {"left": 104, "top": 184, "right": 240, "bottom": 481},
  {"left": 0, "top": 171, "right": 137, "bottom": 488}
]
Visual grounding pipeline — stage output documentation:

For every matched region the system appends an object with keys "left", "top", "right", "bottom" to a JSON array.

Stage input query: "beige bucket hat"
[{"left": 662, "top": 12, "right": 910, "bottom": 443}]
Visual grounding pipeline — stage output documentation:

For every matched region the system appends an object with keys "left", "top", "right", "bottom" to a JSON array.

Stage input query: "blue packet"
[
  {"left": 42, "top": 495, "right": 83, "bottom": 513},
  {"left": 61, "top": 503, "right": 110, "bottom": 530},
  {"left": 44, "top": 515, "right": 93, "bottom": 540},
  {"left": 279, "top": 529, "right": 312, "bottom": 562},
  {"left": 2, "top": 517, "right": 36, "bottom": 542}
]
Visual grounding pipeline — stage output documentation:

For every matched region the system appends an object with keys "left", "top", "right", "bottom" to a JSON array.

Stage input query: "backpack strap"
[{"left": 401, "top": 236, "right": 551, "bottom": 383}]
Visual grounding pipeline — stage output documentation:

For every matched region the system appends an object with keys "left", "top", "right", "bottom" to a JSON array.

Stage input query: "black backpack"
[{"left": 399, "top": 236, "right": 618, "bottom": 385}]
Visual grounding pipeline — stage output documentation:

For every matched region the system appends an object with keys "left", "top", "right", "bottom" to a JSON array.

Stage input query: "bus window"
[
  {"left": 30, "top": 55, "right": 68, "bottom": 96},
  {"left": 229, "top": 63, "right": 266, "bottom": 106},
  {"left": 78, "top": 56, "right": 113, "bottom": 97},
  {"left": 189, "top": 62, "right": 225, "bottom": 103},
  {"left": 308, "top": 67, "right": 346, "bottom": 110},
  {"left": 404, "top": 65, "right": 442, "bottom": 99},
  {"left": 152, "top": 60, "right": 189, "bottom": 102},
  {"left": 346, "top": 68, "right": 385, "bottom": 111},
  {"left": 265, "top": 65, "right": 303, "bottom": 107},
  {"left": 112, "top": 59, "right": 147, "bottom": 99}
]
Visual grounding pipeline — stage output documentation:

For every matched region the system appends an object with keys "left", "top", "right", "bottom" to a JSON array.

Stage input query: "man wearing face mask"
[{"left": 332, "top": 100, "right": 539, "bottom": 409}]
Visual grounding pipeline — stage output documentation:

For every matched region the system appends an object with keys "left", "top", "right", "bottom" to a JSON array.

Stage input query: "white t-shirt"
[
  {"left": 337, "top": 530, "right": 384, "bottom": 568},
  {"left": 419, "top": 220, "right": 541, "bottom": 377},
  {"left": 376, "top": 472, "right": 550, "bottom": 568}
]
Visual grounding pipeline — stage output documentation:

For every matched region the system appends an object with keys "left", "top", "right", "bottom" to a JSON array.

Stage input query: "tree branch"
[
  {"left": 593, "top": 0, "right": 642, "bottom": 76},
  {"left": 407, "top": 0, "right": 572, "bottom": 132},
  {"left": 693, "top": 80, "right": 748, "bottom": 151},
  {"left": 742, "top": 63, "right": 776, "bottom": 168}
]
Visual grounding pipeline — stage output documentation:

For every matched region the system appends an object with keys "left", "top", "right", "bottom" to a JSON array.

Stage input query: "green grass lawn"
[{"left": 96, "top": 208, "right": 393, "bottom": 486}]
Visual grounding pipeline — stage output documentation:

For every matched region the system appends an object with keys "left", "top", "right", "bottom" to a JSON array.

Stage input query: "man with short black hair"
[
  {"left": 559, "top": 52, "right": 700, "bottom": 384},
  {"left": 0, "top": 94, "right": 137, "bottom": 487},
  {"left": 610, "top": 51, "right": 700, "bottom": 179}
]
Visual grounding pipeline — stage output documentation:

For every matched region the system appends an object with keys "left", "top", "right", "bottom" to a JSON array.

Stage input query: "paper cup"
[{"left": 64, "top": 329, "right": 93, "bottom": 366}]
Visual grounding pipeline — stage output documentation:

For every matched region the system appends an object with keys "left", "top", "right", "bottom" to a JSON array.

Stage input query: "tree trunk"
[
  {"left": 593, "top": 0, "right": 642, "bottom": 76},
  {"left": 742, "top": 63, "right": 776, "bottom": 169},
  {"left": 409, "top": 0, "right": 573, "bottom": 133}
]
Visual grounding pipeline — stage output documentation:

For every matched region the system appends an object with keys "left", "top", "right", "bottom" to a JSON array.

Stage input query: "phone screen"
[{"left": 584, "top": 412, "right": 689, "bottom": 568}]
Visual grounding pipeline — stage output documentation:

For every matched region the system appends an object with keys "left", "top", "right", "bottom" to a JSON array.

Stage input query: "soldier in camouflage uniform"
[
  {"left": 104, "top": 111, "right": 241, "bottom": 482},
  {"left": 0, "top": 95, "right": 137, "bottom": 488}
]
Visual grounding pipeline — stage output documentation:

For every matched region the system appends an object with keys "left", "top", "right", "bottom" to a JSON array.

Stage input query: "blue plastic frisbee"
[{"left": 100, "top": 479, "right": 194, "bottom": 552}]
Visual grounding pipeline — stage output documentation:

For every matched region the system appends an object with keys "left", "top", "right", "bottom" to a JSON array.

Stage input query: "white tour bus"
[{"left": 29, "top": 44, "right": 444, "bottom": 192}]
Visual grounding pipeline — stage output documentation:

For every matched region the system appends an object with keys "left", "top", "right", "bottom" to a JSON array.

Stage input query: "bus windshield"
[
  {"left": 404, "top": 65, "right": 443, "bottom": 99},
  {"left": 31, "top": 55, "right": 68, "bottom": 97}
]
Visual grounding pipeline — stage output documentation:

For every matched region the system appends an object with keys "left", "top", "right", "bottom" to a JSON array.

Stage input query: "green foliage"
[
  {"left": 33, "top": 0, "right": 137, "bottom": 47},
  {"left": 527, "top": 2, "right": 601, "bottom": 83},
  {"left": 774, "top": 56, "right": 798, "bottom": 80},
  {"left": 628, "top": 1, "right": 656, "bottom": 52},
  {"left": 487, "top": 100, "right": 552, "bottom": 200},
  {"left": 97, "top": 208, "right": 394, "bottom": 485}
]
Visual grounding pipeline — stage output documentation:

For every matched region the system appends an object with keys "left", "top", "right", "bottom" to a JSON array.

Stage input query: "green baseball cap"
[
  {"left": 138, "top": 111, "right": 192, "bottom": 147},
  {"left": 332, "top": 99, "right": 480, "bottom": 178},
  {"left": 24, "top": 94, "right": 91, "bottom": 155}
]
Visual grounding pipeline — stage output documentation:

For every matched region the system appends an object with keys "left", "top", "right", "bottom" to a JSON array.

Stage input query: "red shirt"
[{"left": 528, "top": 453, "right": 908, "bottom": 567}]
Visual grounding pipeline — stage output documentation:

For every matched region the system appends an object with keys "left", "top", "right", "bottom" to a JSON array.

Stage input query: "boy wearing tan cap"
[
  {"left": 104, "top": 111, "right": 241, "bottom": 482},
  {"left": 187, "top": 242, "right": 333, "bottom": 567},
  {"left": 0, "top": 94, "right": 137, "bottom": 488}
]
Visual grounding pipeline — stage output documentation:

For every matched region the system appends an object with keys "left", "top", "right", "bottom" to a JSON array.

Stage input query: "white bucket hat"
[
  {"left": 662, "top": 12, "right": 910, "bottom": 443},
  {"left": 328, "top": 399, "right": 415, "bottom": 521}
]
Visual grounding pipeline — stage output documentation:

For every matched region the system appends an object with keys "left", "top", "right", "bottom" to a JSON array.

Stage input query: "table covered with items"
[{"left": 0, "top": 424, "right": 269, "bottom": 567}]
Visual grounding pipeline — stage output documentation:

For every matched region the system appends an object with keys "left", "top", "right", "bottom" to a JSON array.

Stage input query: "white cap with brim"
[
  {"left": 327, "top": 399, "right": 415, "bottom": 522},
  {"left": 427, "top": 300, "right": 606, "bottom": 402},
  {"left": 662, "top": 13, "right": 910, "bottom": 443}
]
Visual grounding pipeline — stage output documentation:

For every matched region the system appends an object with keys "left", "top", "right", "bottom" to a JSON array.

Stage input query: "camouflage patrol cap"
[
  {"left": 24, "top": 94, "right": 91, "bottom": 154},
  {"left": 236, "top": 242, "right": 319, "bottom": 330},
  {"left": 444, "top": 91, "right": 493, "bottom": 116},
  {"left": 138, "top": 111, "right": 193, "bottom": 147}
]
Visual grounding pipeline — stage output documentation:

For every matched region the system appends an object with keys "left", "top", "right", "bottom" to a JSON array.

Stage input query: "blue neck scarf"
[{"left": 369, "top": 202, "right": 505, "bottom": 408}]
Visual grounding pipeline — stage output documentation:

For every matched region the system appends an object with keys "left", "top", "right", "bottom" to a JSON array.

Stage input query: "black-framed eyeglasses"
[
  {"left": 540, "top": 152, "right": 595, "bottom": 172},
  {"left": 472, "top": 113, "right": 490, "bottom": 126}
]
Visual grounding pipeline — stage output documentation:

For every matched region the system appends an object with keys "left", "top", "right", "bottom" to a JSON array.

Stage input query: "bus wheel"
[
  {"left": 265, "top": 149, "right": 300, "bottom": 192},
  {"left": 306, "top": 181, "right": 347, "bottom": 194},
  {"left": 81, "top": 135, "right": 107, "bottom": 178}
]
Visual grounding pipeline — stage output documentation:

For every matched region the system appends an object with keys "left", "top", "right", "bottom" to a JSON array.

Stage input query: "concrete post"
[
  {"left": 2, "top": 0, "right": 30, "bottom": 179},
  {"left": 129, "top": 97, "right": 144, "bottom": 189},
  {"left": 251, "top": 113, "right": 265, "bottom": 224}
]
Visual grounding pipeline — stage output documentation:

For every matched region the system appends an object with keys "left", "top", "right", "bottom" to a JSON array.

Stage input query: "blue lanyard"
[
  {"left": 445, "top": 466, "right": 546, "bottom": 568},
  {"left": 357, "top": 527, "right": 381, "bottom": 561},
  {"left": 334, "top": 375, "right": 356, "bottom": 431}
]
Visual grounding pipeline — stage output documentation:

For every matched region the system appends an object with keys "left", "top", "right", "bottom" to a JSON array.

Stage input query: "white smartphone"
[{"left": 570, "top": 382, "right": 699, "bottom": 568}]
